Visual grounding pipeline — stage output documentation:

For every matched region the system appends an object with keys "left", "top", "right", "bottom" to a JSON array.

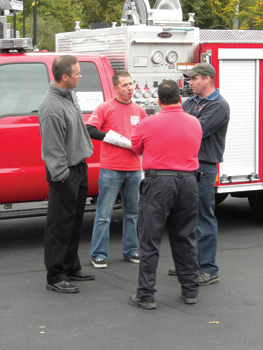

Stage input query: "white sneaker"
[{"left": 92, "top": 258, "right": 107, "bottom": 268}]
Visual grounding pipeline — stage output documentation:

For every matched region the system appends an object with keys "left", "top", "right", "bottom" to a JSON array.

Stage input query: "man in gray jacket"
[{"left": 39, "top": 55, "right": 94, "bottom": 293}]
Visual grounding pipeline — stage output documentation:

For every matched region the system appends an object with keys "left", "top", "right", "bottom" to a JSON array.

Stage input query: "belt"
[{"left": 145, "top": 170, "right": 196, "bottom": 177}]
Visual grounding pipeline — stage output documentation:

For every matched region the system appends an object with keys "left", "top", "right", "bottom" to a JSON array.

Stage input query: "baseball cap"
[{"left": 183, "top": 63, "right": 216, "bottom": 78}]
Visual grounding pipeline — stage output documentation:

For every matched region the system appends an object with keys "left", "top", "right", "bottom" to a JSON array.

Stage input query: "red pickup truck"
[{"left": 0, "top": 46, "right": 115, "bottom": 217}]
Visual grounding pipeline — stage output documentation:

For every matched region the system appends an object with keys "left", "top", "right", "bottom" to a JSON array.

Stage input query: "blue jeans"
[
  {"left": 91, "top": 168, "right": 141, "bottom": 260},
  {"left": 197, "top": 162, "right": 218, "bottom": 276}
]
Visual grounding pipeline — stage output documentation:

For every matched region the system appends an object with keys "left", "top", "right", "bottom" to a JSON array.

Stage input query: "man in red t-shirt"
[
  {"left": 86, "top": 71, "right": 146, "bottom": 268},
  {"left": 128, "top": 80, "right": 202, "bottom": 310}
]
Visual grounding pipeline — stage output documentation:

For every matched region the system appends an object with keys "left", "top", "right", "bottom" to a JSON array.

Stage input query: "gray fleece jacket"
[{"left": 38, "top": 83, "right": 93, "bottom": 182}]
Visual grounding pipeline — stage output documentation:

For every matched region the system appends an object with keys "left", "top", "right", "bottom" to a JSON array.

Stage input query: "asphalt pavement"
[{"left": 0, "top": 197, "right": 262, "bottom": 350}]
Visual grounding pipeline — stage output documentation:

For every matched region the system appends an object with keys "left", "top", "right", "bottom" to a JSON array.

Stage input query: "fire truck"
[
  {"left": 55, "top": 0, "right": 263, "bottom": 221},
  {"left": 0, "top": 15, "right": 116, "bottom": 219}
]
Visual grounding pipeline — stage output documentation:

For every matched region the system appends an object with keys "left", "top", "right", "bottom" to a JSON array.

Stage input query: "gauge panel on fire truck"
[
  {"left": 152, "top": 50, "right": 164, "bottom": 64},
  {"left": 166, "top": 51, "right": 178, "bottom": 64}
]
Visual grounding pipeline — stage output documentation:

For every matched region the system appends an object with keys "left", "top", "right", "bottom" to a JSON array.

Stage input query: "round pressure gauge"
[
  {"left": 134, "top": 90, "right": 142, "bottom": 98},
  {"left": 166, "top": 51, "right": 178, "bottom": 64},
  {"left": 143, "top": 90, "right": 151, "bottom": 98},
  {"left": 152, "top": 51, "right": 164, "bottom": 64},
  {"left": 152, "top": 90, "right": 158, "bottom": 98}
]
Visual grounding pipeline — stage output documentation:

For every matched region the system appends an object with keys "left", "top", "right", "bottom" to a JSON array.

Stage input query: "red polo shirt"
[{"left": 131, "top": 105, "right": 202, "bottom": 171}]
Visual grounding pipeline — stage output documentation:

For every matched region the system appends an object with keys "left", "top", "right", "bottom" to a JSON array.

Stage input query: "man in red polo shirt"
[{"left": 129, "top": 80, "right": 202, "bottom": 310}]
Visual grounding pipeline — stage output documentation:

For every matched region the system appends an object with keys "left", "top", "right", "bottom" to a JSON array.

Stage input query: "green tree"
[
  {"left": 36, "top": 0, "right": 84, "bottom": 32},
  {"left": 239, "top": 0, "right": 263, "bottom": 29},
  {"left": 180, "top": 0, "right": 213, "bottom": 28},
  {"left": 80, "top": 0, "right": 123, "bottom": 28},
  {"left": 181, "top": 0, "right": 240, "bottom": 29},
  {"left": 8, "top": 0, "right": 85, "bottom": 48},
  {"left": 207, "top": 0, "right": 239, "bottom": 28},
  {"left": 26, "top": 15, "right": 65, "bottom": 51},
  {"left": 80, "top": 0, "right": 104, "bottom": 27},
  {"left": 22, "top": 0, "right": 84, "bottom": 26},
  {"left": 104, "top": 0, "right": 123, "bottom": 25},
  {"left": 5, "top": 0, "right": 263, "bottom": 49}
]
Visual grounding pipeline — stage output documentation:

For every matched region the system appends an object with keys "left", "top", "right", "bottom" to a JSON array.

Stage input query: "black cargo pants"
[{"left": 136, "top": 173, "right": 200, "bottom": 301}]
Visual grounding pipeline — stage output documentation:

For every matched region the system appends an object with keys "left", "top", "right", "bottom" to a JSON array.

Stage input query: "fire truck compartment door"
[{"left": 218, "top": 49, "right": 260, "bottom": 183}]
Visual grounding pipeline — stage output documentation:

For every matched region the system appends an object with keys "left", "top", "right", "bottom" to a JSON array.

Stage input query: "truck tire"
[
  {"left": 248, "top": 190, "right": 263, "bottom": 221},
  {"left": 215, "top": 193, "right": 228, "bottom": 205}
]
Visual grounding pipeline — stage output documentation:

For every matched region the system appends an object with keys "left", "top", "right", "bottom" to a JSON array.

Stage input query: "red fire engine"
[
  {"left": 55, "top": 0, "right": 263, "bottom": 220},
  {"left": 199, "top": 30, "right": 263, "bottom": 219},
  {"left": 1, "top": 0, "right": 263, "bottom": 221}
]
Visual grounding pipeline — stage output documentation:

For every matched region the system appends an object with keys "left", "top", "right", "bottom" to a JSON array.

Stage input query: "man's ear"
[
  {"left": 62, "top": 73, "right": 69, "bottom": 82},
  {"left": 205, "top": 75, "right": 211, "bottom": 84}
]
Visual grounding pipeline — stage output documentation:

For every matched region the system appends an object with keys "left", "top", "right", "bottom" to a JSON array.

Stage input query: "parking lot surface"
[{"left": 0, "top": 197, "right": 262, "bottom": 350}]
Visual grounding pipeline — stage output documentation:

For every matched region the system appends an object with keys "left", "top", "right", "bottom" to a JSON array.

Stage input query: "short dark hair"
[
  {"left": 112, "top": 71, "right": 131, "bottom": 87},
  {"left": 158, "top": 80, "right": 180, "bottom": 105},
  {"left": 52, "top": 55, "right": 78, "bottom": 82}
]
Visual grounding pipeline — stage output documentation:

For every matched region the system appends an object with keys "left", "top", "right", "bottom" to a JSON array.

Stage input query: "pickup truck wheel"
[
  {"left": 248, "top": 190, "right": 263, "bottom": 221},
  {"left": 215, "top": 193, "right": 228, "bottom": 205}
]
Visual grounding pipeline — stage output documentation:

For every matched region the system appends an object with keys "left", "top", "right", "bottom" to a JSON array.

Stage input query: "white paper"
[{"left": 103, "top": 130, "right": 132, "bottom": 149}]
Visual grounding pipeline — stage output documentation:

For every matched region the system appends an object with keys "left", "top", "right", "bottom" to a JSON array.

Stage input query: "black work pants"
[
  {"left": 45, "top": 162, "right": 88, "bottom": 284},
  {"left": 137, "top": 175, "right": 200, "bottom": 301}
]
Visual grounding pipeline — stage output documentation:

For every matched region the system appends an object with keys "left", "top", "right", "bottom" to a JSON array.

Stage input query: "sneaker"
[
  {"left": 128, "top": 294, "right": 156, "bottom": 310},
  {"left": 181, "top": 295, "right": 197, "bottom": 304},
  {"left": 124, "top": 253, "right": 140, "bottom": 264},
  {"left": 168, "top": 268, "right": 177, "bottom": 276},
  {"left": 92, "top": 258, "right": 107, "bottom": 268},
  {"left": 199, "top": 273, "right": 219, "bottom": 286}
]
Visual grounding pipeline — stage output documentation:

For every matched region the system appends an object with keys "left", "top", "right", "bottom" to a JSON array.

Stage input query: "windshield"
[
  {"left": 0, "top": 61, "right": 106, "bottom": 117},
  {"left": 0, "top": 63, "right": 49, "bottom": 117}
]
